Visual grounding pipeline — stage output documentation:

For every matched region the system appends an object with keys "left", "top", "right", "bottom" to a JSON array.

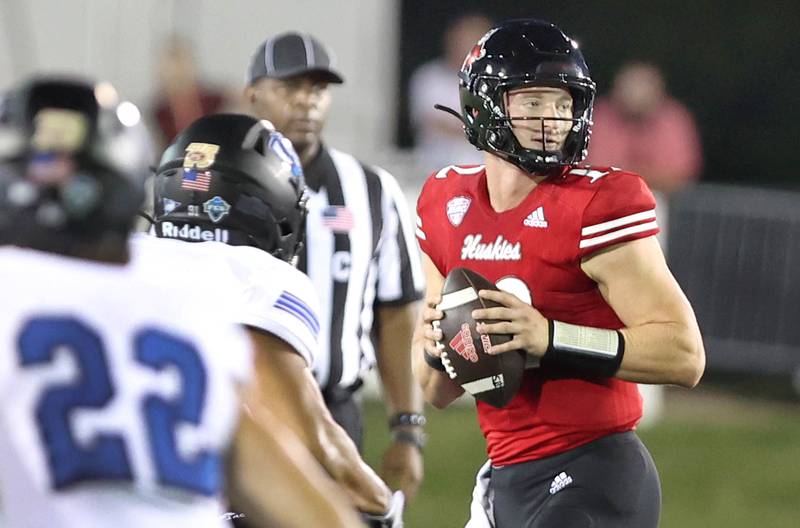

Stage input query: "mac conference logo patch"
[{"left": 446, "top": 196, "right": 472, "bottom": 227}]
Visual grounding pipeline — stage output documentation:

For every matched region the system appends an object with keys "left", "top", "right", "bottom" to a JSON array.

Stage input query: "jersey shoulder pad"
[
  {"left": 430, "top": 164, "right": 485, "bottom": 181},
  {"left": 419, "top": 164, "right": 485, "bottom": 215},
  {"left": 228, "top": 247, "right": 321, "bottom": 368},
  {"left": 578, "top": 168, "right": 659, "bottom": 256}
]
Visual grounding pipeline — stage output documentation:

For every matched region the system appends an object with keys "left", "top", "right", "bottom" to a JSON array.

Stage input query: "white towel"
[{"left": 464, "top": 459, "right": 494, "bottom": 528}]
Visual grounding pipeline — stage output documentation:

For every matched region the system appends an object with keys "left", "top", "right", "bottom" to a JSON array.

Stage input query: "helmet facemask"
[{"left": 462, "top": 76, "right": 595, "bottom": 173}]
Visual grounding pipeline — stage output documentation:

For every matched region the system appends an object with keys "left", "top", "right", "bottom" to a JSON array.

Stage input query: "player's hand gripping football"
[
  {"left": 421, "top": 294, "right": 445, "bottom": 359},
  {"left": 473, "top": 290, "right": 550, "bottom": 359}
]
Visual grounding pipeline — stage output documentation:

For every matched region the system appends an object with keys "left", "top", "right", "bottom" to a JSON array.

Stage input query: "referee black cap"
[{"left": 247, "top": 32, "right": 344, "bottom": 85}]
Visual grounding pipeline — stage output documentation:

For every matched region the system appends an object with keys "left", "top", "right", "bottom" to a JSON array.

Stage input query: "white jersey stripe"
[
  {"left": 579, "top": 220, "right": 659, "bottom": 249},
  {"left": 581, "top": 209, "right": 657, "bottom": 236},
  {"left": 355, "top": 260, "right": 380, "bottom": 386},
  {"left": 305, "top": 188, "right": 335, "bottom": 386},
  {"left": 375, "top": 165, "right": 425, "bottom": 298},
  {"left": 330, "top": 150, "right": 372, "bottom": 388},
  {"left": 415, "top": 228, "right": 427, "bottom": 240},
  {"left": 434, "top": 164, "right": 485, "bottom": 179}
]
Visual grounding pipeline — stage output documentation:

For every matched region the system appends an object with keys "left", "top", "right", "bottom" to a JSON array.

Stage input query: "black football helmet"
[
  {"left": 0, "top": 76, "right": 150, "bottom": 249},
  {"left": 458, "top": 19, "right": 596, "bottom": 173},
  {"left": 152, "top": 113, "right": 307, "bottom": 264}
]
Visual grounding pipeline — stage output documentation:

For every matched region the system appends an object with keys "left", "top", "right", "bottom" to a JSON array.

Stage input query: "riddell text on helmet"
[{"left": 160, "top": 221, "right": 230, "bottom": 243}]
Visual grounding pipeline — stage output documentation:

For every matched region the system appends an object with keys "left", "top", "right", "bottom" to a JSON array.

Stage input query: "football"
[{"left": 435, "top": 267, "right": 525, "bottom": 408}]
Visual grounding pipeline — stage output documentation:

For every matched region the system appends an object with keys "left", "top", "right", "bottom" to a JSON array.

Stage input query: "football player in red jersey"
[{"left": 412, "top": 19, "right": 705, "bottom": 528}]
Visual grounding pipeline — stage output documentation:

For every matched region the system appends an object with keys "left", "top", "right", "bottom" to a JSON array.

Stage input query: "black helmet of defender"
[
  {"left": 459, "top": 19, "right": 596, "bottom": 173},
  {"left": 152, "top": 113, "right": 307, "bottom": 264},
  {"left": 0, "top": 77, "right": 150, "bottom": 249}
]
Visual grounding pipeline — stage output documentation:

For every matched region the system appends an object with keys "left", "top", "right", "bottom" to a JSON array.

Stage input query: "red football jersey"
[{"left": 416, "top": 164, "right": 660, "bottom": 466}]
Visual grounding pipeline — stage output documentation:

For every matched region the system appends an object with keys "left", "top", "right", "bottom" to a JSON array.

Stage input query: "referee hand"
[{"left": 381, "top": 438, "right": 423, "bottom": 501}]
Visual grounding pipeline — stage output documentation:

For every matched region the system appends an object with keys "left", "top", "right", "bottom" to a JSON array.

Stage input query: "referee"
[{"left": 245, "top": 32, "right": 426, "bottom": 501}]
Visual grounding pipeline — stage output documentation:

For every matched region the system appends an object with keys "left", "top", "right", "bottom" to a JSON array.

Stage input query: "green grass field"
[{"left": 362, "top": 387, "right": 800, "bottom": 527}]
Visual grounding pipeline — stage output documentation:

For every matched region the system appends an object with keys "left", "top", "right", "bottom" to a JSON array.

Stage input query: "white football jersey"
[
  {"left": 0, "top": 246, "right": 251, "bottom": 528},
  {"left": 131, "top": 233, "right": 321, "bottom": 367}
]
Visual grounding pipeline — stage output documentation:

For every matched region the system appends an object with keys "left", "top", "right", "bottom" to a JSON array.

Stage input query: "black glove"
[{"left": 361, "top": 490, "right": 405, "bottom": 528}]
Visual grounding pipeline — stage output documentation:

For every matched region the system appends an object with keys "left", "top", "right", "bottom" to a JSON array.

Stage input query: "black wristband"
[
  {"left": 423, "top": 349, "right": 447, "bottom": 372},
  {"left": 541, "top": 319, "right": 625, "bottom": 377},
  {"left": 389, "top": 412, "right": 427, "bottom": 429},
  {"left": 391, "top": 430, "right": 426, "bottom": 451}
]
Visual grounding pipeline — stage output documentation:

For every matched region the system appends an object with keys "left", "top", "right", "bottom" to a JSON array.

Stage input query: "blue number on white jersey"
[
  {"left": 136, "top": 329, "right": 218, "bottom": 494},
  {"left": 18, "top": 316, "right": 220, "bottom": 495}
]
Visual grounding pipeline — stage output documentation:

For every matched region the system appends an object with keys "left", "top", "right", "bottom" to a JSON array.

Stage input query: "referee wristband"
[
  {"left": 389, "top": 412, "right": 427, "bottom": 429},
  {"left": 423, "top": 349, "right": 447, "bottom": 372},
  {"left": 391, "top": 430, "right": 426, "bottom": 451},
  {"left": 541, "top": 320, "right": 625, "bottom": 377}
]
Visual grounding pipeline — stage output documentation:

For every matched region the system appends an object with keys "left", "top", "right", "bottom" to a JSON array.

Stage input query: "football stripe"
[
  {"left": 579, "top": 220, "right": 659, "bottom": 249},
  {"left": 437, "top": 287, "right": 478, "bottom": 311},
  {"left": 581, "top": 209, "right": 656, "bottom": 236},
  {"left": 462, "top": 374, "right": 505, "bottom": 395}
]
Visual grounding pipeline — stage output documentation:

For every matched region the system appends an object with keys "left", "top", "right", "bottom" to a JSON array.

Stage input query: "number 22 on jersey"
[{"left": 18, "top": 316, "right": 220, "bottom": 496}]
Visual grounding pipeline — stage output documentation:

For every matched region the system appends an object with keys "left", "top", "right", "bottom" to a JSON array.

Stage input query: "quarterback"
[{"left": 413, "top": 19, "right": 705, "bottom": 527}]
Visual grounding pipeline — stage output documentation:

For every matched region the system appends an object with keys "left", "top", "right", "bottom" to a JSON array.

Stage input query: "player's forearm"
[
  {"left": 283, "top": 365, "right": 390, "bottom": 513},
  {"left": 230, "top": 402, "right": 365, "bottom": 528},
  {"left": 319, "top": 417, "right": 392, "bottom": 514},
  {"left": 411, "top": 331, "right": 463, "bottom": 408},
  {"left": 276, "top": 379, "right": 392, "bottom": 514},
  {"left": 617, "top": 320, "right": 705, "bottom": 387},
  {"left": 376, "top": 303, "right": 424, "bottom": 416},
  {"left": 251, "top": 333, "right": 390, "bottom": 510},
  {"left": 537, "top": 317, "right": 704, "bottom": 388}
]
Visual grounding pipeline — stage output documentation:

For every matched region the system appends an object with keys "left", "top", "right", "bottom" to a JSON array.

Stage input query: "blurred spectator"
[
  {"left": 586, "top": 61, "right": 702, "bottom": 195},
  {"left": 151, "top": 35, "right": 226, "bottom": 148},
  {"left": 408, "top": 13, "right": 491, "bottom": 173}
]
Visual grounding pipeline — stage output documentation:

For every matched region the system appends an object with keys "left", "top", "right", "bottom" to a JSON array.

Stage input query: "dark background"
[{"left": 397, "top": 0, "right": 800, "bottom": 186}]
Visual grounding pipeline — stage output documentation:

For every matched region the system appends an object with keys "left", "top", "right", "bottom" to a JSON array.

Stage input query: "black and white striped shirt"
[{"left": 297, "top": 145, "right": 423, "bottom": 393}]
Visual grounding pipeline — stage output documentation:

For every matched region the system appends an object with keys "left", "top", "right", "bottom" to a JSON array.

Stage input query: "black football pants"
[{"left": 490, "top": 431, "right": 661, "bottom": 528}]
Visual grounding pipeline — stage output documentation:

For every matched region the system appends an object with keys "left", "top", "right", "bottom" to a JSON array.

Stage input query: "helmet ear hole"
[
  {"left": 278, "top": 219, "right": 293, "bottom": 236},
  {"left": 250, "top": 135, "right": 271, "bottom": 156}
]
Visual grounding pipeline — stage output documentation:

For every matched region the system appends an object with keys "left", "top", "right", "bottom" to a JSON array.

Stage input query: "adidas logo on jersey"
[
  {"left": 549, "top": 472, "right": 573, "bottom": 495},
  {"left": 524, "top": 206, "right": 548, "bottom": 228},
  {"left": 461, "top": 234, "right": 521, "bottom": 261},
  {"left": 160, "top": 221, "right": 230, "bottom": 243}
]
